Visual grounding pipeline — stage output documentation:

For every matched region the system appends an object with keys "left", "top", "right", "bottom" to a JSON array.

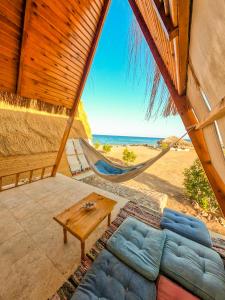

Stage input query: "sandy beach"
[{"left": 81, "top": 145, "right": 225, "bottom": 236}]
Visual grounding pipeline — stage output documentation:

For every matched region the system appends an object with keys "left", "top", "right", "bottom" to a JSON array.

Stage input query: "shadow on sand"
[{"left": 134, "top": 172, "right": 185, "bottom": 201}]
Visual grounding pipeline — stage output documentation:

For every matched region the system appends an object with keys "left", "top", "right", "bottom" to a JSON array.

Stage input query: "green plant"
[
  {"left": 122, "top": 148, "right": 137, "bottom": 165},
  {"left": 103, "top": 144, "right": 112, "bottom": 153},
  {"left": 161, "top": 142, "right": 169, "bottom": 150},
  {"left": 94, "top": 141, "right": 100, "bottom": 149},
  {"left": 183, "top": 159, "right": 218, "bottom": 212}
]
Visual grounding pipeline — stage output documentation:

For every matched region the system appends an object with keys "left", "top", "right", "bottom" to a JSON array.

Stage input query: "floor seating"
[
  {"left": 71, "top": 249, "right": 156, "bottom": 300},
  {"left": 72, "top": 213, "right": 225, "bottom": 300},
  {"left": 157, "top": 275, "right": 200, "bottom": 300},
  {"left": 160, "top": 208, "right": 212, "bottom": 247},
  {"left": 107, "top": 217, "right": 166, "bottom": 280},
  {"left": 161, "top": 229, "right": 225, "bottom": 300}
]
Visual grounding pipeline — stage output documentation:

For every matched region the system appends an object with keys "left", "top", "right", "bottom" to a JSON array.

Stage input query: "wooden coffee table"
[{"left": 53, "top": 192, "right": 117, "bottom": 260}]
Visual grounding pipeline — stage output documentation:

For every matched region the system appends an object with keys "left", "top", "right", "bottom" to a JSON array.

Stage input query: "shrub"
[
  {"left": 161, "top": 142, "right": 169, "bottom": 150},
  {"left": 123, "top": 148, "right": 137, "bottom": 165},
  {"left": 94, "top": 141, "right": 100, "bottom": 149},
  {"left": 183, "top": 159, "right": 218, "bottom": 212},
  {"left": 103, "top": 144, "right": 112, "bottom": 153}
]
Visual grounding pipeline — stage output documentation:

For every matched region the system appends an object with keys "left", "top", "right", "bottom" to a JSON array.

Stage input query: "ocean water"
[{"left": 92, "top": 134, "right": 163, "bottom": 146}]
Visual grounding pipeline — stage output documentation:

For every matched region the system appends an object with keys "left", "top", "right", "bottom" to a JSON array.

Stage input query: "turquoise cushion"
[
  {"left": 161, "top": 208, "right": 212, "bottom": 247},
  {"left": 95, "top": 160, "right": 128, "bottom": 174},
  {"left": 161, "top": 229, "right": 225, "bottom": 300},
  {"left": 107, "top": 217, "right": 166, "bottom": 281},
  {"left": 71, "top": 249, "right": 156, "bottom": 300}
]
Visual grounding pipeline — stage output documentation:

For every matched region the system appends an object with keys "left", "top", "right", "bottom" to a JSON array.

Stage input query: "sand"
[{"left": 82, "top": 145, "right": 225, "bottom": 235}]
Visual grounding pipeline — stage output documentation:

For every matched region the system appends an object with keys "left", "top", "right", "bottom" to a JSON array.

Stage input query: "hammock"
[{"left": 79, "top": 129, "right": 193, "bottom": 183}]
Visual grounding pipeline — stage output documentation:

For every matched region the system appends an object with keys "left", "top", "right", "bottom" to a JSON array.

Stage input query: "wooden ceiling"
[
  {"left": 0, "top": 0, "right": 105, "bottom": 109},
  {"left": 0, "top": 1, "right": 24, "bottom": 93}
]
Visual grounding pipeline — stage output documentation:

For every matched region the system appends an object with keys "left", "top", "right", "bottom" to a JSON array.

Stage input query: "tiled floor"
[{"left": 0, "top": 174, "right": 128, "bottom": 300}]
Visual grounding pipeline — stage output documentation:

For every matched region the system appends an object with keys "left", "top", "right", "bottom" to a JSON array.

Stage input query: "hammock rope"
[{"left": 79, "top": 126, "right": 195, "bottom": 183}]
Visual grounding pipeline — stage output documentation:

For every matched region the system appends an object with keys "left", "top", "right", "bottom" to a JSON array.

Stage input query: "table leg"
[
  {"left": 63, "top": 228, "right": 67, "bottom": 244},
  {"left": 81, "top": 241, "right": 85, "bottom": 260},
  {"left": 108, "top": 213, "right": 111, "bottom": 226}
]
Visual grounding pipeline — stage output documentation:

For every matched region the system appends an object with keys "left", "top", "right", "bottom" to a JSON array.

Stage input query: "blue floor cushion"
[
  {"left": 160, "top": 229, "right": 225, "bottom": 300},
  {"left": 71, "top": 249, "right": 156, "bottom": 300},
  {"left": 95, "top": 160, "right": 129, "bottom": 174},
  {"left": 160, "top": 208, "right": 212, "bottom": 247},
  {"left": 107, "top": 217, "right": 166, "bottom": 281}
]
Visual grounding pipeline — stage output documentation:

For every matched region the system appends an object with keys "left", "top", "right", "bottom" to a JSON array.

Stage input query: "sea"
[{"left": 92, "top": 134, "right": 163, "bottom": 146}]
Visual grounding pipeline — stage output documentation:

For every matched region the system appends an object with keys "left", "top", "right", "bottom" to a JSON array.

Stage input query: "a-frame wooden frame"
[
  {"left": 52, "top": 0, "right": 111, "bottom": 176},
  {"left": 129, "top": 0, "right": 225, "bottom": 215}
]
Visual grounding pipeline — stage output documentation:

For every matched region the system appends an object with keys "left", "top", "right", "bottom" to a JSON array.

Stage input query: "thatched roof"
[{"left": 158, "top": 136, "right": 192, "bottom": 149}]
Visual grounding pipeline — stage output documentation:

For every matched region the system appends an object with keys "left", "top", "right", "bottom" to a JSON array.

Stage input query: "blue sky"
[{"left": 82, "top": 0, "right": 185, "bottom": 138}]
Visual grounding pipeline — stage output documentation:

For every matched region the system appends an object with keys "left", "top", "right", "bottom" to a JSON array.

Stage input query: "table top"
[{"left": 53, "top": 192, "right": 117, "bottom": 241}]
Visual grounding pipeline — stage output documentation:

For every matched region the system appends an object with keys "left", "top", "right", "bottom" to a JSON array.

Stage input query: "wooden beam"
[
  {"left": 129, "top": 0, "right": 225, "bottom": 216},
  {"left": 29, "top": 169, "right": 33, "bottom": 183},
  {"left": 195, "top": 97, "right": 225, "bottom": 130},
  {"left": 175, "top": 0, "right": 190, "bottom": 95},
  {"left": 17, "top": 0, "right": 32, "bottom": 94},
  {"left": 52, "top": 0, "right": 111, "bottom": 177},
  {"left": 41, "top": 167, "right": 45, "bottom": 179},
  {"left": 163, "top": 0, "right": 170, "bottom": 16},
  {"left": 151, "top": 0, "right": 178, "bottom": 40}
]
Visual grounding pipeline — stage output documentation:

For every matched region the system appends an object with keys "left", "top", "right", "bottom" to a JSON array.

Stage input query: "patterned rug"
[{"left": 50, "top": 200, "right": 225, "bottom": 300}]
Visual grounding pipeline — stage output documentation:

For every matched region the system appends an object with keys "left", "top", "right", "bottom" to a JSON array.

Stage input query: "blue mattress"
[{"left": 95, "top": 160, "right": 129, "bottom": 175}]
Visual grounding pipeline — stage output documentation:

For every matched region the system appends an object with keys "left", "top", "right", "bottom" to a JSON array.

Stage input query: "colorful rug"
[{"left": 50, "top": 200, "right": 225, "bottom": 300}]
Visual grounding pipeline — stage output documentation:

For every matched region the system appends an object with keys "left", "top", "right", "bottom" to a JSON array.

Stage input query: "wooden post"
[
  {"left": 29, "top": 170, "right": 33, "bottom": 183},
  {"left": 129, "top": 0, "right": 225, "bottom": 215},
  {"left": 41, "top": 167, "right": 45, "bottom": 179},
  {"left": 51, "top": 0, "right": 111, "bottom": 177},
  {"left": 107, "top": 213, "right": 111, "bottom": 226},
  {"left": 63, "top": 228, "right": 67, "bottom": 244},
  {"left": 17, "top": 0, "right": 33, "bottom": 94},
  {"left": 81, "top": 240, "right": 85, "bottom": 260}
]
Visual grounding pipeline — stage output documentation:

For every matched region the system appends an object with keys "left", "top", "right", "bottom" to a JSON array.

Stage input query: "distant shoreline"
[
  {"left": 92, "top": 134, "right": 191, "bottom": 146},
  {"left": 92, "top": 134, "right": 163, "bottom": 146}
]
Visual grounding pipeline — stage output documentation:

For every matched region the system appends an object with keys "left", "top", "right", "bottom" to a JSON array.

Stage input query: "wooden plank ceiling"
[
  {"left": 0, "top": 0, "right": 24, "bottom": 92},
  {"left": 132, "top": 0, "right": 190, "bottom": 96},
  {"left": 0, "top": 0, "right": 104, "bottom": 109}
]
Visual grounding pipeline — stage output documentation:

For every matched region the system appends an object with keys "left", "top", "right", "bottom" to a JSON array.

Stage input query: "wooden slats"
[
  {"left": 0, "top": 0, "right": 106, "bottom": 109},
  {"left": 0, "top": 0, "right": 24, "bottom": 93},
  {"left": 137, "top": 0, "right": 177, "bottom": 89},
  {"left": 151, "top": 0, "right": 178, "bottom": 40},
  {"left": 0, "top": 165, "right": 54, "bottom": 191},
  {"left": 16, "top": 0, "right": 104, "bottom": 108},
  {"left": 132, "top": 0, "right": 190, "bottom": 94}
]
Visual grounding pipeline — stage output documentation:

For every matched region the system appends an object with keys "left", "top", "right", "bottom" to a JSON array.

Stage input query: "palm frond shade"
[{"left": 128, "top": 18, "right": 177, "bottom": 119}]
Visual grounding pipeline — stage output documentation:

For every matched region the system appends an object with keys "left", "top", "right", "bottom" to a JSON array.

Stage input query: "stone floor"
[{"left": 0, "top": 174, "right": 129, "bottom": 300}]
